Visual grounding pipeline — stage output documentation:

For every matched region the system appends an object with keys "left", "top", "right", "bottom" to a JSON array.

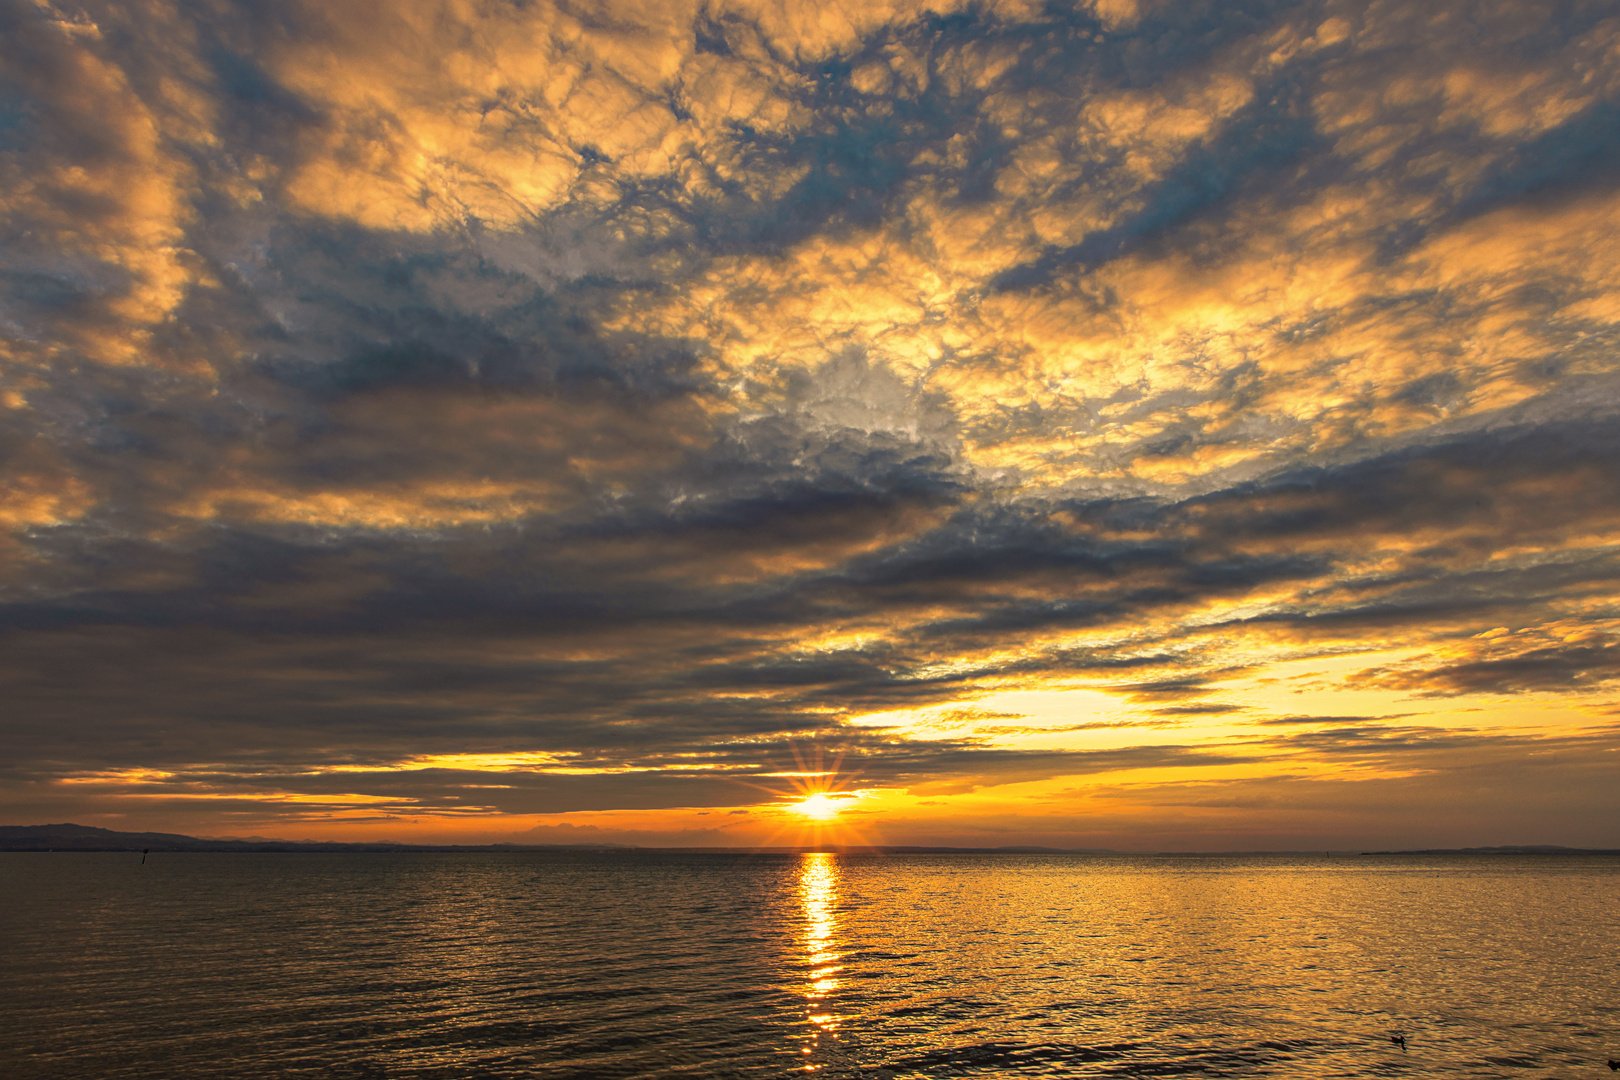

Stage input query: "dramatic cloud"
[{"left": 3, "top": 0, "right": 1619, "bottom": 847}]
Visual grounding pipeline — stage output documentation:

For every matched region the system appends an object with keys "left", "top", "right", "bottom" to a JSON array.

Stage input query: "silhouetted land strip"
[
  {"left": 1357, "top": 845, "right": 1620, "bottom": 855},
  {"left": 5, "top": 824, "right": 1618, "bottom": 856},
  {"left": 0, "top": 824, "right": 1114, "bottom": 854}
]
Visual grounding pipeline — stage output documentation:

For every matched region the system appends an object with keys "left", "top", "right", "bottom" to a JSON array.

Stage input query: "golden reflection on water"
[{"left": 797, "top": 852, "right": 841, "bottom": 1066}]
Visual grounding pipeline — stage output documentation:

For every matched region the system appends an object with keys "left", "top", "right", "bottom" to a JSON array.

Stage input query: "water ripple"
[{"left": 2, "top": 852, "right": 1617, "bottom": 1078}]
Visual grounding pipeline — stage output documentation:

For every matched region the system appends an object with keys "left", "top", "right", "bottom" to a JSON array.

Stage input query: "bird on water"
[
  {"left": 1390, "top": 1034, "right": 1407, "bottom": 1052},
  {"left": 1606, "top": 1059, "right": 1618, "bottom": 1071}
]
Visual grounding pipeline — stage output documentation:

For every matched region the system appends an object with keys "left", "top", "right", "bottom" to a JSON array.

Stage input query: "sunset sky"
[{"left": 4, "top": 0, "right": 1619, "bottom": 850}]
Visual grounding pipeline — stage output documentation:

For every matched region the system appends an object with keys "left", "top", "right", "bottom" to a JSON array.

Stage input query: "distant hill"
[{"left": 0, "top": 823, "right": 630, "bottom": 853}]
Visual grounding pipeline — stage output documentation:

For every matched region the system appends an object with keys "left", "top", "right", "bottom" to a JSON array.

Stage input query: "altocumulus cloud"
[{"left": 2, "top": 0, "right": 1619, "bottom": 846}]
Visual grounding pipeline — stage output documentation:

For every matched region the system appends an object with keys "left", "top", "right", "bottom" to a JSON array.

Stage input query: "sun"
[{"left": 792, "top": 793, "right": 842, "bottom": 820}]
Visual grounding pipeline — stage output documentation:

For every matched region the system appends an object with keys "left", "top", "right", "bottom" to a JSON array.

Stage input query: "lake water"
[{"left": 2, "top": 852, "right": 1616, "bottom": 1078}]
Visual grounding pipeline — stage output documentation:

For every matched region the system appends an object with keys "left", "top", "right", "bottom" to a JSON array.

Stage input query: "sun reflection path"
[{"left": 797, "top": 852, "right": 842, "bottom": 1070}]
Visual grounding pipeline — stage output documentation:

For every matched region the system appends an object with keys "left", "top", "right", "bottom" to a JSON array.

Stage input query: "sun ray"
[{"left": 725, "top": 743, "right": 884, "bottom": 851}]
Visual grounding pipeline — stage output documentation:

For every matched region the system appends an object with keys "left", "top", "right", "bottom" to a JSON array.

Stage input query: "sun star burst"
[{"left": 792, "top": 793, "right": 842, "bottom": 820}]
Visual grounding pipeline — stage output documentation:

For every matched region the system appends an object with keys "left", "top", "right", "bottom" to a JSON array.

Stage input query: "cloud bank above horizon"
[{"left": 3, "top": 0, "right": 1619, "bottom": 848}]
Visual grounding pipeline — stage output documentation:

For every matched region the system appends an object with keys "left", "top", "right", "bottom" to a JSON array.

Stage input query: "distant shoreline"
[{"left": 4, "top": 824, "right": 1617, "bottom": 856}]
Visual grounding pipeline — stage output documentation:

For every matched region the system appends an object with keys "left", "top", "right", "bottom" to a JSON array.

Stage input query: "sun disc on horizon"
[{"left": 792, "top": 793, "right": 841, "bottom": 820}]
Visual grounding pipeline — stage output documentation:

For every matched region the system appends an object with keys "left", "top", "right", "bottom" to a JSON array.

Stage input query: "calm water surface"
[{"left": 2, "top": 852, "right": 1615, "bottom": 1078}]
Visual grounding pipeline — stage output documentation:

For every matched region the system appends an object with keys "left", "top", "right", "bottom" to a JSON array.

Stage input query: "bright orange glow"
[{"left": 792, "top": 793, "right": 842, "bottom": 820}]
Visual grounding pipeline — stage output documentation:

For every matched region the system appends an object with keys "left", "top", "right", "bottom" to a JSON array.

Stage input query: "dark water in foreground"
[{"left": 2, "top": 853, "right": 1616, "bottom": 1078}]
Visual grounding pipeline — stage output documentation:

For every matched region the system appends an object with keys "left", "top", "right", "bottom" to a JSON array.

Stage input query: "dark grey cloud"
[
  {"left": 1352, "top": 643, "right": 1620, "bottom": 697},
  {"left": 6, "top": 416, "right": 1616, "bottom": 816}
]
